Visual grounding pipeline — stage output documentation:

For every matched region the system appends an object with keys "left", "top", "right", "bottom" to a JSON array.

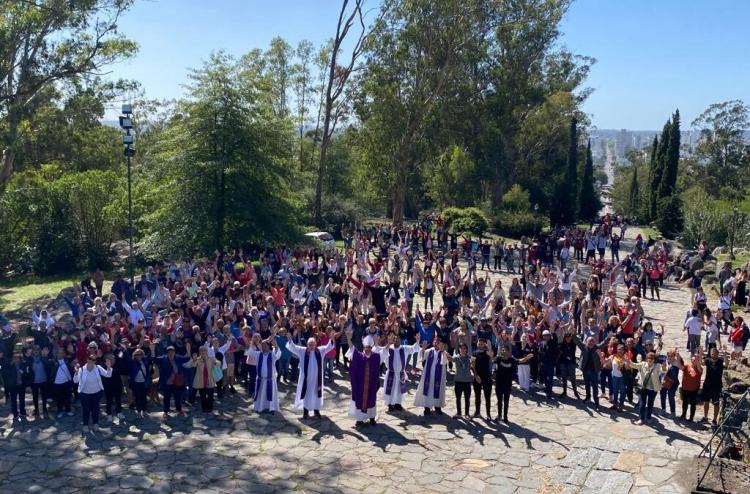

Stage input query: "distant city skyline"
[{"left": 106, "top": 0, "right": 750, "bottom": 129}]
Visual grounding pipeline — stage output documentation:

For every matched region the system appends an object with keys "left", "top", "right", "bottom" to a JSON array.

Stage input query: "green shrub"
[
  {"left": 442, "top": 207, "right": 489, "bottom": 236},
  {"left": 502, "top": 184, "right": 532, "bottom": 212},
  {"left": 495, "top": 210, "right": 544, "bottom": 237}
]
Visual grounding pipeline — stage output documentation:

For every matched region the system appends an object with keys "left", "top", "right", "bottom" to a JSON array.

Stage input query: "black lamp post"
[{"left": 119, "top": 105, "right": 135, "bottom": 290}]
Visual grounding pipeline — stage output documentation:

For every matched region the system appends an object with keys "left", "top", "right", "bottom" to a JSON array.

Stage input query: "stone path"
[{"left": 0, "top": 227, "right": 723, "bottom": 494}]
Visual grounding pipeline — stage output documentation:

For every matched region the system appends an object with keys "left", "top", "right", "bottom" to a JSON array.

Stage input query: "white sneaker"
[
  {"left": 635, "top": 419, "right": 643, "bottom": 425},
  {"left": 66, "top": 411, "right": 75, "bottom": 417},
  {"left": 56, "top": 412, "right": 64, "bottom": 419}
]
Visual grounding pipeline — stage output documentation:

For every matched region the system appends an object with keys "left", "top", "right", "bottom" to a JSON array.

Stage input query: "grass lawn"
[
  {"left": 715, "top": 252, "right": 750, "bottom": 271},
  {"left": 0, "top": 274, "right": 112, "bottom": 317}
]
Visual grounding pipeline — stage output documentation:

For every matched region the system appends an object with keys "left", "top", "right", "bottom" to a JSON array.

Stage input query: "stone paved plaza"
[{"left": 0, "top": 229, "right": 719, "bottom": 493}]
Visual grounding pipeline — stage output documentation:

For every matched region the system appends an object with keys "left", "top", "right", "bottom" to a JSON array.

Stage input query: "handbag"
[
  {"left": 661, "top": 374, "right": 674, "bottom": 390},
  {"left": 212, "top": 364, "right": 223, "bottom": 382}
]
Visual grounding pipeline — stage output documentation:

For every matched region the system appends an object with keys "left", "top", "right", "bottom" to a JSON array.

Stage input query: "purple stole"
[
  {"left": 422, "top": 349, "right": 442, "bottom": 399},
  {"left": 255, "top": 352, "right": 274, "bottom": 402},
  {"left": 301, "top": 349, "right": 322, "bottom": 399},
  {"left": 385, "top": 347, "right": 407, "bottom": 395}
]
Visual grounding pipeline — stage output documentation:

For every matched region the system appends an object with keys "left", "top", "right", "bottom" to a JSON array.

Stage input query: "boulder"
[
  {"left": 689, "top": 257, "right": 705, "bottom": 273},
  {"left": 713, "top": 246, "right": 728, "bottom": 256}
]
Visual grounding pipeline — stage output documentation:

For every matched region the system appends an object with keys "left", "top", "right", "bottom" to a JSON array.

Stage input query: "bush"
[
  {"left": 495, "top": 210, "right": 544, "bottom": 237},
  {"left": 502, "top": 184, "right": 532, "bottom": 212},
  {"left": 442, "top": 207, "right": 489, "bottom": 236},
  {"left": 680, "top": 188, "right": 730, "bottom": 247}
]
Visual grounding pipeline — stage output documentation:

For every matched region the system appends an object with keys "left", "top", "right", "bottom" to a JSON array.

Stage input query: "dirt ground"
[{"left": 691, "top": 457, "right": 750, "bottom": 494}]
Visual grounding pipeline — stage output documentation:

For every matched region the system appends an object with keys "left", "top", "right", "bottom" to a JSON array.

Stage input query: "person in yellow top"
[{"left": 626, "top": 352, "right": 666, "bottom": 425}]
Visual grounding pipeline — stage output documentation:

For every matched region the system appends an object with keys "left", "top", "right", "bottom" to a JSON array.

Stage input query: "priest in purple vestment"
[{"left": 346, "top": 334, "right": 381, "bottom": 426}]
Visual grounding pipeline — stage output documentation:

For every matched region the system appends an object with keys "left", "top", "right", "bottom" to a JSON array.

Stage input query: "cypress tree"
[
  {"left": 563, "top": 116, "right": 578, "bottom": 225},
  {"left": 628, "top": 164, "right": 640, "bottom": 217},
  {"left": 577, "top": 139, "right": 600, "bottom": 221},
  {"left": 659, "top": 109, "right": 680, "bottom": 198},
  {"left": 656, "top": 110, "right": 683, "bottom": 237},
  {"left": 647, "top": 135, "right": 659, "bottom": 221}
]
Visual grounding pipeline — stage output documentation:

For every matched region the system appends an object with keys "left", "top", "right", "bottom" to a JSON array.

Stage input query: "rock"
[
  {"left": 613, "top": 450, "right": 645, "bottom": 474},
  {"left": 583, "top": 470, "right": 633, "bottom": 493},
  {"left": 712, "top": 246, "right": 727, "bottom": 256},
  {"left": 639, "top": 466, "right": 675, "bottom": 485},
  {"left": 688, "top": 257, "right": 704, "bottom": 272}
]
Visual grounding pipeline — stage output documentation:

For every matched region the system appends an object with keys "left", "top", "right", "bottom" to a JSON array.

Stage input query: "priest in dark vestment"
[{"left": 346, "top": 334, "right": 381, "bottom": 426}]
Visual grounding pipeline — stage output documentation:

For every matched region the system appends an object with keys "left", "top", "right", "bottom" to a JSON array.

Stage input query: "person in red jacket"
[{"left": 729, "top": 316, "right": 747, "bottom": 359}]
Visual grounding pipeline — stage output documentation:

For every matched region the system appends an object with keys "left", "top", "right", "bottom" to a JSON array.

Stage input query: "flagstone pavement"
[{"left": 0, "top": 228, "right": 725, "bottom": 494}]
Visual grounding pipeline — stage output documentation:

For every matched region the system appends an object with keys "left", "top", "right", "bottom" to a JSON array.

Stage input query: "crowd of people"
[{"left": 1, "top": 214, "right": 749, "bottom": 436}]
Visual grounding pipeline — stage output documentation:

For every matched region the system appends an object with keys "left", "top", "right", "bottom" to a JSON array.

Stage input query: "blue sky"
[{"left": 108, "top": 0, "right": 750, "bottom": 129}]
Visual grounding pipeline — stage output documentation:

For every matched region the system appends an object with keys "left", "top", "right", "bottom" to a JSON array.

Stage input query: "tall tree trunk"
[
  {"left": 313, "top": 0, "right": 367, "bottom": 227},
  {"left": 314, "top": 116, "right": 332, "bottom": 226},
  {"left": 0, "top": 100, "right": 20, "bottom": 188},
  {"left": 0, "top": 148, "right": 14, "bottom": 187},
  {"left": 391, "top": 167, "right": 407, "bottom": 225}
]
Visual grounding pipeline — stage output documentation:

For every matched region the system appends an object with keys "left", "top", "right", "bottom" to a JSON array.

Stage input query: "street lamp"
[
  {"left": 119, "top": 104, "right": 136, "bottom": 292},
  {"left": 730, "top": 206, "right": 738, "bottom": 260}
]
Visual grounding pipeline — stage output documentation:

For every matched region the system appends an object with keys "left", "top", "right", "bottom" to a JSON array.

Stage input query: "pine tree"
[
  {"left": 646, "top": 135, "right": 659, "bottom": 221},
  {"left": 561, "top": 116, "right": 578, "bottom": 225},
  {"left": 577, "top": 139, "right": 600, "bottom": 221},
  {"left": 628, "top": 164, "right": 640, "bottom": 217}
]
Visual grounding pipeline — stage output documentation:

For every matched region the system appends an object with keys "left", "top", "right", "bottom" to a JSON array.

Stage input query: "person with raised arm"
[
  {"left": 374, "top": 329, "right": 421, "bottom": 412},
  {"left": 286, "top": 327, "right": 339, "bottom": 419},
  {"left": 414, "top": 337, "right": 450, "bottom": 416},
  {"left": 73, "top": 353, "right": 113, "bottom": 435},
  {"left": 246, "top": 329, "right": 282, "bottom": 414}
]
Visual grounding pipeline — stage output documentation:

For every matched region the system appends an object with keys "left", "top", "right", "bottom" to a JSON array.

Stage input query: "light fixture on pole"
[{"left": 119, "top": 103, "right": 136, "bottom": 292}]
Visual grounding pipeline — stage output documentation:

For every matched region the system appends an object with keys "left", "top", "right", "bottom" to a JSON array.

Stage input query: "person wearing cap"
[
  {"left": 538, "top": 328, "right": 559, "bottom": 399},
  {"left": 374, "top": 331, "right": 421, "bottom": 412},
  {"left": 414, "top": 338, "right": 449, "bottom": 415},
  {"left": 73, "top": 353, "right": 113, "bottom": 434},
  {"left": 345, "top": 332, "right": 381, "bottom": 426},
  {"left": 286, "top": 328, "right": 339, "bottom": 419},
  {"left": 152, "top": 340, "right": 191, "bottom": 419}
]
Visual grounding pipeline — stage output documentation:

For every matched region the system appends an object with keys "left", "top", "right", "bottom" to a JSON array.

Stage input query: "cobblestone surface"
[{"left": 0, "top": 228, "right": 725, "bottom": 493}]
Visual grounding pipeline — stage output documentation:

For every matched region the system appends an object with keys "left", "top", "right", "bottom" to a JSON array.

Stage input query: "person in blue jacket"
[{"left": 150, "top": 340, "right": 191, "bottom": 419}]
